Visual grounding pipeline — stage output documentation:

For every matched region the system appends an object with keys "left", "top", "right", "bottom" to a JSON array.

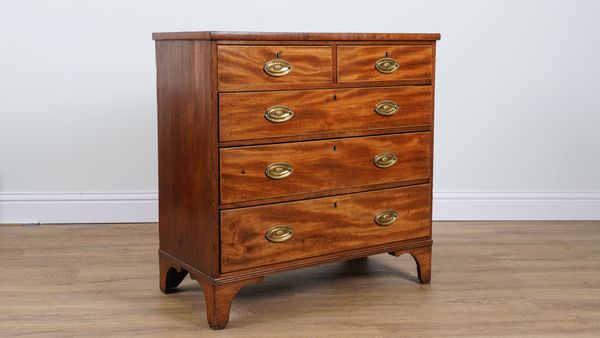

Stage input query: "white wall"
[{"left": 1, "top": 0, "right": 599, "bottom": 223}]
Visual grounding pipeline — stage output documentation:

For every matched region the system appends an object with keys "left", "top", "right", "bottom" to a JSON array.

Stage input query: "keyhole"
[
  {"left": 385, "top": 51, "right": 389, "bottom": 57},
  {"left": 333, "top": 202, "right": 337, "bottom": 208},
  {"left": 241, "top": 168, "right": 246, "bottom": 174},
  {"left": 333, "top": 94, "right": 337, "bottom": 101},
  {"left": 276, "top": 52, "right": 280, "bottom": 59},
  {"left": 333, "top": 145, "right": 336, "bottom": 151}
]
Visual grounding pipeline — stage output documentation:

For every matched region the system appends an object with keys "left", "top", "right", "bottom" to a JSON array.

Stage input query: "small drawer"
[
  {"left": 218, "top": 45, "right": 333, "bottom": 91},
  {"left": 219, "top": 86, "right": 432, "bottom": 142},
  {"left": 221, "top": 184, "right": 431, "bottom": 272},
  {"left": 337, "top": 45, "right": 433, "bottom": 83},
  {"left": 219, "top": 132, "right": 431, "bottom": 204}
]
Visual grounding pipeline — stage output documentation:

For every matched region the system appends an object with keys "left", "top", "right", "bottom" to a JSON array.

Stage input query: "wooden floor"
[{"left": 1, "top": 222, "right": 599, "bottom": 337}]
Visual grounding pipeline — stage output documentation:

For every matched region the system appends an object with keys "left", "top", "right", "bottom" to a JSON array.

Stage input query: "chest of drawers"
[{"left": 153, "top": 31, "right": 440, "bottom": 329}]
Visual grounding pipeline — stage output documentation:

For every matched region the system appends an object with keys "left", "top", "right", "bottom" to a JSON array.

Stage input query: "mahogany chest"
[{"left": 153, "top": 31, "right": 440, "bottom": 329}]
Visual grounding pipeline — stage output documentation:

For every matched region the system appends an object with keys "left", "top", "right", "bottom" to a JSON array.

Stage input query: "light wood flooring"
[{"left": 1, "top": 222, "right": 599, "bottom": 337}]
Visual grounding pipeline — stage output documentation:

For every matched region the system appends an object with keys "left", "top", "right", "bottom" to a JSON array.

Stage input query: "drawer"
[
  {"left": 337, "top": 45, "right": 433, "bottom": 83},
  {"left": 218, "top": 45, "right": 333, "bottom": 90},
  {"left": 221, "top": 184, "right": 431, "bottom": 272},
  {"left": 219, "top": 86, "right": 432, "bottom": 142},
  {"left": 220, "top": 132, "right": 431, "bottom": 204}
]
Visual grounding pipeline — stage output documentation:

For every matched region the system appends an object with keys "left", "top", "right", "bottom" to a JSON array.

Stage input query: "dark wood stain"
[{"left": 155, "top": 40, "right": 219, "bottom": 277}]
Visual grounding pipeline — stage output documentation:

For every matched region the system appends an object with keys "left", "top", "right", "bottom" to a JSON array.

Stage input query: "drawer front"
[
  {"left": 220, "top": 132, "right": 431, "bottom": 204},
  {"left": 219, "top": 86, "right": 432, "bottom": 142},
  {"left": 218, "top": 46, "right": 333, "bottom": 90},
  {"left": 221, "top": 184, "right": 431, "bottom": 272},
  {"left": 337, "top": 45, "right": 433, "bottom": 83}
]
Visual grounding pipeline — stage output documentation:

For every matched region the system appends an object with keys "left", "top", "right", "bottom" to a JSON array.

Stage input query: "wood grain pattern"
[
  {"left": 428, "top": 42, "right": 437, "bottom": 243},
  {"left": 221, "top": 184, "right": 431, "bottom": 272},
  {"left": 161, "top": 237, "right": 431, "bottom": 282},
  {"left": 338, "top": 45, "right": 433, "bottom": 82},
  {"left": 217, "top": 238, "right": 432, "bottom": 280},
  {"left": 219, "top": 86, "right": 433, "bottom": 142},
  {"left": 194, "top": 276, "right": 263, "bottom": 329},
  {"left": 216, "top": 79, "right": 432, "bottom": 92},
  {"left": 153, "top": 31, "right": 441, "bottom": 41},
  {"left": 218, "top": 45, "right": 332, "bottom": 91},
  {"left": 218, "top": 125, "right": 431, "bottom": 148},
  {"left": 155, "top": 40, "right": 219, "bottom": 277},
  {"left": 390, "top": 245, "right": 431, "bottom": 284},
  {"left": 218, "top": 178, "right": 430, "bottom": 210},
  {"left": 219, "top": 132, "right": 431, "bottom": 204},
  {"left": 218, "top": 40, "right": 435, "bottom": 46}
]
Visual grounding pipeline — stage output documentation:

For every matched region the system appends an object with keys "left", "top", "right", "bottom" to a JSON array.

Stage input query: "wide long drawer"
[
  {"left": 219, "top": 132, "right": 431, "bottom": 204},
  {"left": 220, "top": 184, "right": 432, "bottom": 272},
  {"left": 219, "top": 86, "right": 433, "bottom": 142}
]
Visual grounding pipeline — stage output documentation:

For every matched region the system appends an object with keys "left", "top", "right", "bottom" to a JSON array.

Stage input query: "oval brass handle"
[
  {"left": 265, "top": 105, "right": 294, "bottom": 123},
  {"left": 373, "top": 153, "right": 398, "bottom": 168},
  {"left": 264, "top": 58, "right": 292, "bottom": 77},
  {"left": 265, "top": 162, "right": 293, "bottom": 179},
  {"left": 374, "top": 209, "right": 398, "bottom": 226},
  {"left": 374, "top": 100, "right": 399, "bottom": 116},
  {"left": 265, "top": 225, "right": 294, "bottom": 243},
  {"left": 375, "top": 57, "right": 400, "bottom": 74}
]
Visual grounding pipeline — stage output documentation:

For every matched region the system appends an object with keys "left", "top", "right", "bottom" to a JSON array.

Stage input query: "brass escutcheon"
[
  {"left": 374, "top": 100, "right": 399, "bottom": 116},
  {"left": 263, "top": 58, "right": 292, "bottom": 77},
  {"left": 265, "top": 162, "right": 293, "bottom": 179},
  {"left": 375, "top": 57, "right": 400, "bottom": 74},
  {"left": 265, "top": 225, "right": 294, "bottom": 243},
  {"left": 373, "top": 152, "right": 398, "bottom": 168},
  {"left": 374, "top": 209, "right": 398, "bottom": 226},
  {"left": 265, "top": 105, "right": 294, "bottom": 123}
]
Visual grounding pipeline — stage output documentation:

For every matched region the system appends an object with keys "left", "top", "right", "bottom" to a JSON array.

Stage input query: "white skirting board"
[
  {"left": 0, "top": 192, "right": 158, "bottom": 224},
  {"left": 1, "top": 191, "right": 599, "bottom": 224},
  {"left": 433, "top": 192, "right": 600, "bottom": 221}
]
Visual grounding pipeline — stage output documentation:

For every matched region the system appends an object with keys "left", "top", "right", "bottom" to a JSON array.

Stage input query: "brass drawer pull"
[
  {"left": 374, "top": 100, "right": 399, "bottom": 116},
  {"left": 265, "top": 162, "right": 293, "bottom": 179},
  {"left": 265, "top": 105, "right": 294, "bottom": 123},
  {"left": 264, "top": 58, "right": 292, "bottom": 77},
  {"left": 375, "top": 57, "right": 399, "bottom": 74},
  {"left": 265, "top": 225, "right": 294, "bottom": 243},
  {"left": 374, "top": 209, "right": 398, "bottom": 226},
  {"left": 373, "top": 153, "right": 398, "bottom": 168}
]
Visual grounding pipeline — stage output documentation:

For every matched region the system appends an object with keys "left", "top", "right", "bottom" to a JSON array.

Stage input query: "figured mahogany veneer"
[
  {"left": 219, "top": 86, "right": 433, "bottom": 142},
  {"left": 154, "top": 31, "right": 440, "bottom": 330},
  {"left": 218, "top": 45, "right": 332, "bottom": 91},
  {"left": 153, "top": 31, "right": 441, "bottom": 41},
  {"left": 219, "top": 132, "right": 431, "bottom": 204},
  {"left": 338, "top": 45, "right": 433, "bottom": 82},
  {"left": 221, "top": 184, "right": 432, "bottom": 272}
]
